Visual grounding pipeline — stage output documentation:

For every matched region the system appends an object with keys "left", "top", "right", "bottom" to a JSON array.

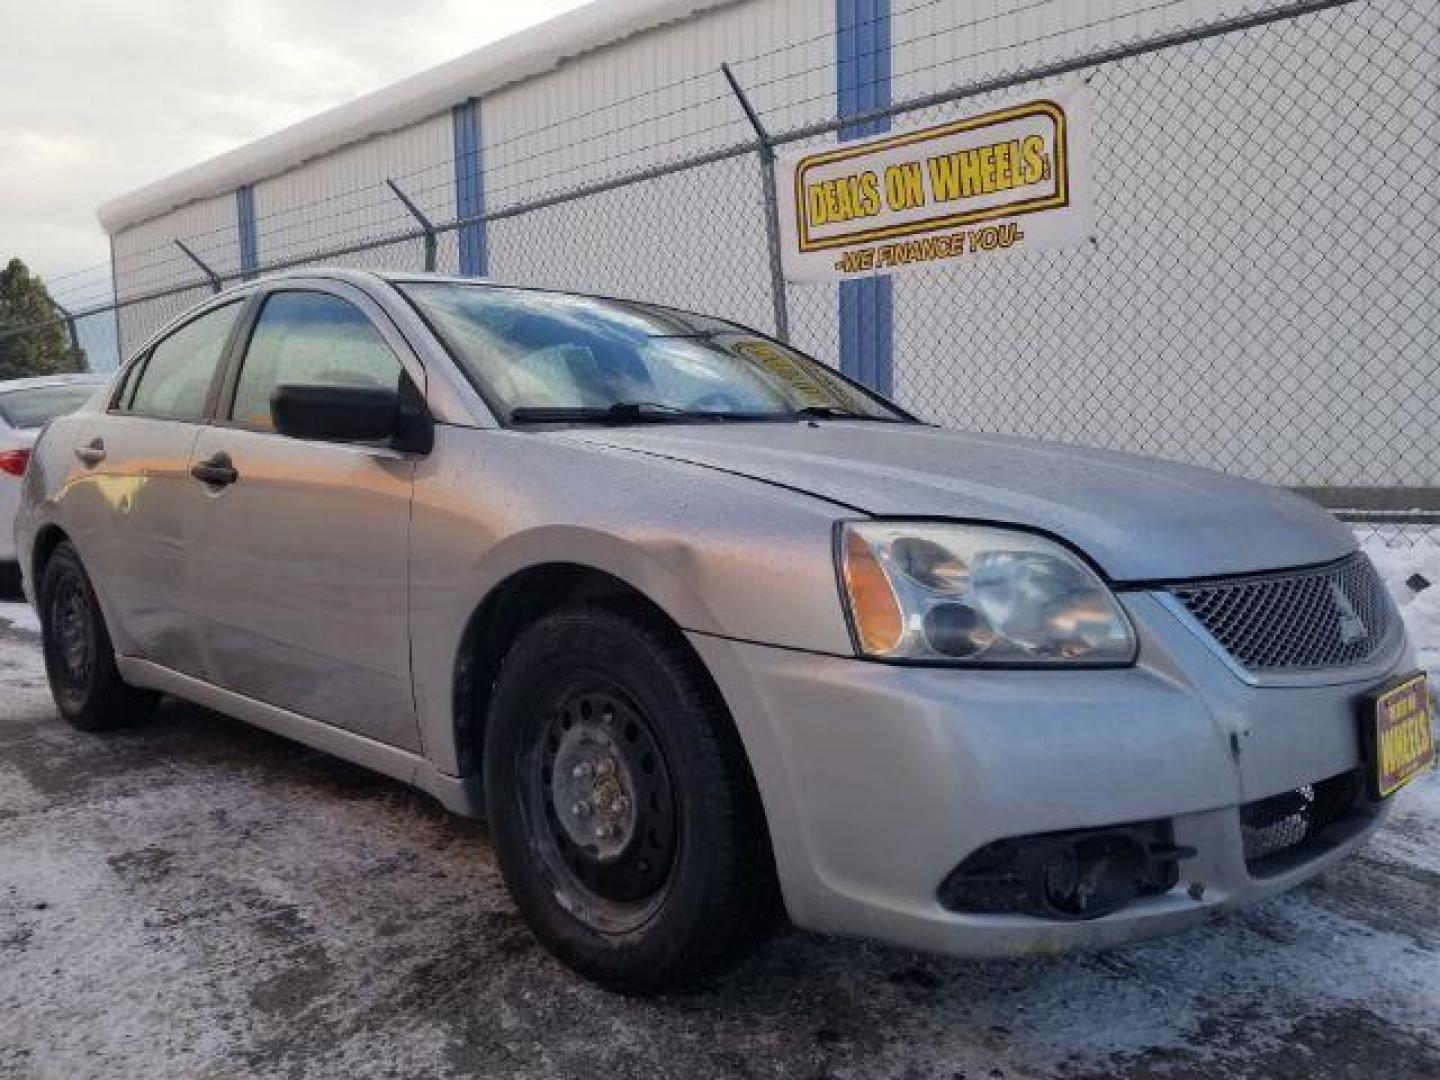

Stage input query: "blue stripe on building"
[
  {"left": 836, "top": 0, "right": 893, "bottom": 394},
  {"left": 452, "top": 99, "right": 487, "bottom": 277},
  {"left": 236, "top": 184, "right": 259, "bottom": 280}
]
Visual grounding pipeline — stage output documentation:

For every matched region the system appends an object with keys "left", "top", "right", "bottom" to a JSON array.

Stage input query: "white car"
[{"left": 1, "top": 375, "right": 107, "bottom": 574}]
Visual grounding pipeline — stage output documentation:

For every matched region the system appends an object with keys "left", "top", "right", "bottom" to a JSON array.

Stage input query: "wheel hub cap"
[
  {"left": 528, "top": 684, "right": 678, "bottom": 927},
  {"left": 551, "top": 720, "right": 638, "bottom": 861}
]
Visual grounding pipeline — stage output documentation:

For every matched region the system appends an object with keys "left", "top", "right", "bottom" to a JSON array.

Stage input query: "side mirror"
[{"left": 270, "top": 384, "right": 399, "bottom": 443}]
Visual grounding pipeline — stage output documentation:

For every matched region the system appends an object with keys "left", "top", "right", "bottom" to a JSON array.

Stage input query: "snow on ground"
[
  {"left": 0, "top": 601, "right": 40, "bottom": 636},
  {"left": 1360, "top": 527, "right": 1440, "bottom": 681},
  {"left": 0, "top": 653, "right": 1434, "bottom": 1080},
  {"left": 0, "top": 528, "right": 1436, "bottom": 1078}
]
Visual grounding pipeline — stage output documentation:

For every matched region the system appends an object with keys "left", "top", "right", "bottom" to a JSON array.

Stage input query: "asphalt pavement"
[{"left": 1, "top": 611, "right": 1437, "bottom": 1079}]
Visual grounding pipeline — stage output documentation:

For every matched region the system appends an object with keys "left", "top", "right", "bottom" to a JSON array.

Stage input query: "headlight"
[{"left": 837, "top": 522, "right": 1136, "bottom": 664}]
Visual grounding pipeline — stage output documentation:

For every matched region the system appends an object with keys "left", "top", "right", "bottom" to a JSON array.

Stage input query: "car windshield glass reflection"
[{"left": 399, "top": 282, "right": 913, "bottom": 425}]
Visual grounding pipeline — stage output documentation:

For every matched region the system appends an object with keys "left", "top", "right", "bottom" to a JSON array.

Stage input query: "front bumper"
[{"left": 689, "top": 591, "right": 1412, "bottom": 958}]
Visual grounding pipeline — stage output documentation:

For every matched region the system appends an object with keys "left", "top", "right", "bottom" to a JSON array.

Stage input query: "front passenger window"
[
  {"left": 230, "top": 291, "right": 403, "bottom": 431},
  {"left": 127, "top": 302, "right": 241, "bottom": 420}
]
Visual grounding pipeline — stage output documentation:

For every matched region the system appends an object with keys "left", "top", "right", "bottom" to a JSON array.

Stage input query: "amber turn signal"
[{"left": 842, "top": 527, "right": 904, "bottom": 655}]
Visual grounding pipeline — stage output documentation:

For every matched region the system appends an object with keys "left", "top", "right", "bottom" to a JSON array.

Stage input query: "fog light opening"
[
  {"left": 1041, "top": 835, "right": 1148, "bottom": 918},
  {"left": 939, "top": 822, "right": 1191, "bottom": 921}
]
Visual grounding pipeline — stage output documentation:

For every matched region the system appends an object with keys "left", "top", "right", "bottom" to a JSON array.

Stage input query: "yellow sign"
[
  {"left": 1372, "top": 673, "right": 1435, "bottom": 798},
  {"left": 731, "top": 338, "right": 872, "bottom": 411},
  {"left": 779, "top": 81, "right": 1091, "bottom": 282}
]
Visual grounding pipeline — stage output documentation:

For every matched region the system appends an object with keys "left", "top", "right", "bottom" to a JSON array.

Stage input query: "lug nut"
[
  {"left": 571, "top": 762, "right": 593, "bottom": 780},
  {"left": 595, "top": 758, "right": 616, "bottom": 778},
  {"left": 611, "top": 796, "right": 630, "bottom": 814},
  {"left": 571, "top": 800, "right": 591, "bottom": 819},
  {"left": 595, "top": 823, "right": 614, "bottom": 840}
]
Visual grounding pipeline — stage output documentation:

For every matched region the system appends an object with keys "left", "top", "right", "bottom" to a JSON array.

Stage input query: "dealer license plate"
[{"left": 1362, "top": 672, "right": 1435, "bottom": 798}]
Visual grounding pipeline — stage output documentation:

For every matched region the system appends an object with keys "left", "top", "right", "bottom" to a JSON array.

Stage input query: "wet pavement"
[{"left": 0, "top": 616, "right": 1436, "bottom": 1079}]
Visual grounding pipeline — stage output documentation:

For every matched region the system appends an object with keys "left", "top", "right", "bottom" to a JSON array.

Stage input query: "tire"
[
  {"left": 484, "top": 604, "right": 781, "bottom": 993},
  {"left": 39, "top": 541, "right": 158, "bottom": 732}
]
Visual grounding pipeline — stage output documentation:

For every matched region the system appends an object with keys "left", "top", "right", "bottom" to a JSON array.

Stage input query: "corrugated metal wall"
[
  {"left": 253, "top": 114, "right": 457, "bottom": 274},
  {"left": 109, "top": 0, "right": 1235, "bottom": 353},
  {"left": 892, "top": 0, "right": 1248, "bottom": 93},
  {"left": 880, "top": 0, "right": 1437, "bottom": 487},
  {"left": 111, "top": 191, "right": 240, "bottom": 350},
  {"left": 483, "top": 0, "right": 834, "bottom": 207},
  {"left": 108, "top": 0, "right": 847, "bottom": 356},
  {"left": 482, "top": 0, "right": 834, "bottom": 340},
  {"left": 100, "top": 0, "right": 1437, "bottom": 493}
]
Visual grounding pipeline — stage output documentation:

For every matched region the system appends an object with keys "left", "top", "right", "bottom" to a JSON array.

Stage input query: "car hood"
[{"left": 555, "top": 422, "right": 1355, "bottom": 582}]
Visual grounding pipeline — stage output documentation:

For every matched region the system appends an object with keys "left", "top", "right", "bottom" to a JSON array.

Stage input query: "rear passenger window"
[
  {"left": 127, "top": 302, "right": 242, "bottom": 420},
  {"left": 230, "top": 291, "right": 402, "bottom": 431}
]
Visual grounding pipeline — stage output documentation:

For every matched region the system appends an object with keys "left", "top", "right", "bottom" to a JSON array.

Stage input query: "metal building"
[
  {"left": 99, "top": 0, "right": 1259, "bottom": 354},
  {"left": 95, "top": 0, "right": 1437, "bottom": 499}
]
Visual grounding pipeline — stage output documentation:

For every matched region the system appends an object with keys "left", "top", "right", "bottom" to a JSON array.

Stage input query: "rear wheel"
[
  {"left": 484, "top": 605, "right": 780, "bottom": 993},
  {"left": 39, "top": 541, "right": 158, "bottom": 731}
]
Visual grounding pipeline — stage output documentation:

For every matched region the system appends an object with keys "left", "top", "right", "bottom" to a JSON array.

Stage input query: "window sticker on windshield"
[{"left": 730, "top": 339, "right": 867, "bottom": 410}]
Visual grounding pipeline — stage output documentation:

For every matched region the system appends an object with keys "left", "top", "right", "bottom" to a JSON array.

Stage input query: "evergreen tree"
[{"left": 0, "top": 258, "right": 86, "bottom": 378}]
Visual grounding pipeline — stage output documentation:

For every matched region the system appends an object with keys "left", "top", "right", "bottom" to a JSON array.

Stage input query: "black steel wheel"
[
  {"left": 39, "top": 541, "right": 158, "bottom": 731},
  {"left": 523, "top": 682, "right": 678, "bottom": 932},
  {"left": 484, "top": 604, "right": 781, "bottom": 993}
]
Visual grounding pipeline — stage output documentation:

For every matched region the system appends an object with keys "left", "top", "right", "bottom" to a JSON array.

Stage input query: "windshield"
[
  {"left": 0, "top": 384, "right": 99, "bottom": 429},
  {"left": 399, "top": 283, "right": 912, "bottom": 424}
]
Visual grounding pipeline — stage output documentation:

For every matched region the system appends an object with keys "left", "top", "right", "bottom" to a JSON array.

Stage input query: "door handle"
[
  {"left": 190, "top": 452, "right": 239, "bottom": 487},
  {"left": 75, "top": 438, "right": 105, "bottom": 467}
]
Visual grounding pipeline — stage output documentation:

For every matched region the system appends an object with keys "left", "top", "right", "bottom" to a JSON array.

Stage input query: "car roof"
[
  {"left": 237, "top": 268, "right": 748, "bottom": 332},
  {"left": 0, "top": 373, "right": 108, "bottom": 393},
  {"left": 240, "top": 267, "right": 477, "bottom": 287}
]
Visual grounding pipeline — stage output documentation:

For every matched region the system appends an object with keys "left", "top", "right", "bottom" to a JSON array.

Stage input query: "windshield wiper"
[
  {"left": 509, "top": 402, "right": 771, "bottom": 426},
  {"left": 509, "top": 401, "right": 916, "bottom": 426}
]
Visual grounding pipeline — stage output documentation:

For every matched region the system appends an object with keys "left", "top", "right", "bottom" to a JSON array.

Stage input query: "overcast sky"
[{"left": 0, "top": 0, "right": 588, "bottom": 298}]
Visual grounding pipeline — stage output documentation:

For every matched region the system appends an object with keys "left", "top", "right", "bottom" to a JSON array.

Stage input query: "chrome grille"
[{"left": 1169, "top": 553, "right": 1396, "bottom": 672}]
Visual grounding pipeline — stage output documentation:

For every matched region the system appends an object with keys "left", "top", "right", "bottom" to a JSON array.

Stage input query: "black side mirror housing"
[{"left": 270, "top": 384, "right": 400, "bottom": 443}]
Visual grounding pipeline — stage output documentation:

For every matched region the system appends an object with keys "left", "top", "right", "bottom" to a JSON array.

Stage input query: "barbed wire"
[
  {"left": 76, "top": 0, "right": 1297, "bottom": 293},
  {"left": 5, "top": 0, "right": 1367, "bottom": 336},
  {"left": 7, "top": 0, "right": 1433, "bottom": 532}
]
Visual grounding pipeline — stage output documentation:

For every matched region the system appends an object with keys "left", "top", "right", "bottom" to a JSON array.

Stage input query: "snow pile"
[
  {"left": 1359, "top": 528, "right": 1440, "bottom": 680},
  {"left": 0, "top": 602, "right": 40, "bottom": 636}
]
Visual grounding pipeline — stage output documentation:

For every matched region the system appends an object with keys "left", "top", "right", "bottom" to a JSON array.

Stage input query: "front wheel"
[
  {"left": 484, "top": 605, "right": 780, "bottom": 993},
  {"left": 39, "top": 541, "right": 158, "bottom": 731}
]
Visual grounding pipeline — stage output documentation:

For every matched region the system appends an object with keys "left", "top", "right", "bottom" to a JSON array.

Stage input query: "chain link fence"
[{"left": 7, "top": 0, "right": 1436, "bottom": 546}]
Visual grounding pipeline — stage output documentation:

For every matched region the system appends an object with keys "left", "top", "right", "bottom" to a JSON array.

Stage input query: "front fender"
[
  {"left": 456, "top": 524, "right": 726, "bottom": 636},
  {"left": 406, "top": 426, "right": 856, "bottom": 773}
]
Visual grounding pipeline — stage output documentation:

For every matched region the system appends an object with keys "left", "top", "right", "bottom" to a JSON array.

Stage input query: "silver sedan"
[{"left": 14, "top": 270, "right": 1434, "bottom": 992}]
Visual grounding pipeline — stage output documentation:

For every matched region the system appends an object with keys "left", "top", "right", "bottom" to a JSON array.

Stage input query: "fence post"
[
  {"left": 173, "top": 240, "right": 223, "bottom": 294},
  {"left": 385, "top": 178, "right": 438, "bottom": 272},
  {"left": 49, "top": 299, "right": 83, "bottom": 367},
  {"left": 721, "top": 62, "right": 790, "bottom": 342}
]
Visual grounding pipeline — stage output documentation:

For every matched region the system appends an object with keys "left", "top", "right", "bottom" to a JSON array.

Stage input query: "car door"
[
  {"left": 185, "top": 284, "right": 422, "bottom": 750},
  {"left": 62, "top": 299, "right": 246, "bottom": 674}
]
